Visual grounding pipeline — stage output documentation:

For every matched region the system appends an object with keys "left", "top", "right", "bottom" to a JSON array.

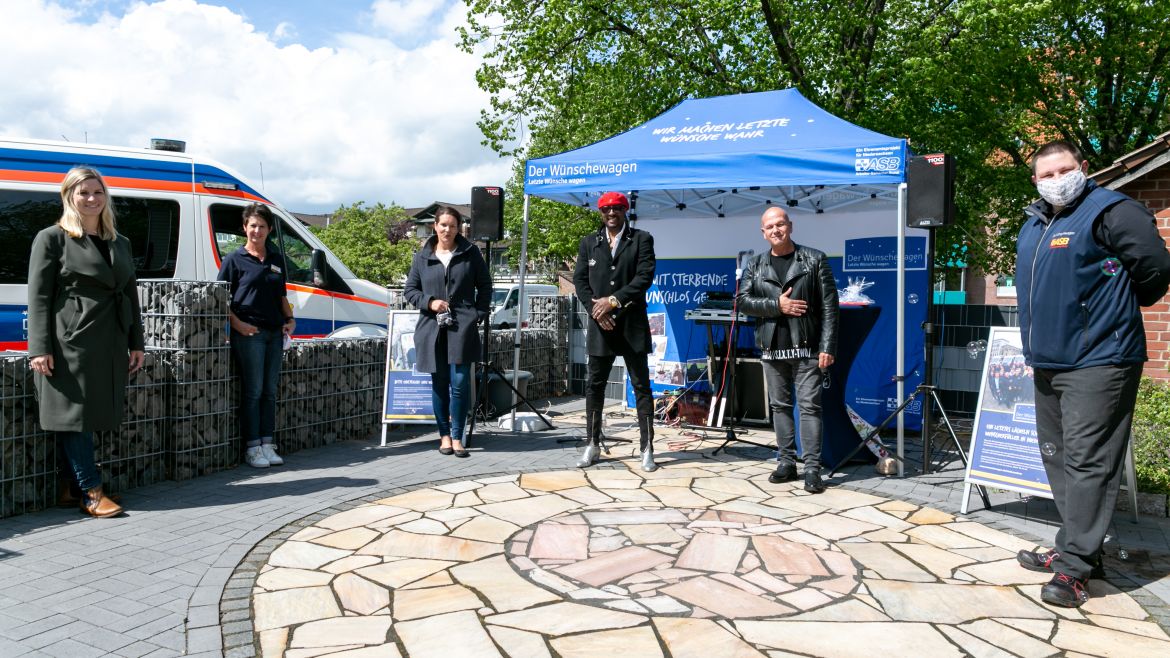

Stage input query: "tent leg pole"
[
  {"left": 511, "top": 194, "right": 531, "bottom": 432},
  {"left": 896, "top": 182, "right": 907, "bottom": 476}
]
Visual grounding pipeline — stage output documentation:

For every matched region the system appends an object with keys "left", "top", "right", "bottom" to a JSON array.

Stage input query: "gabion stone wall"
[
  {"left": 94, "top": 352, "right": 168, "bottom": 493},
  {"left": 277, "top": 338, "right": 385, "bottom": 454},
  {"left": 139, "top": 281, "right": 239, "bottom": 481},
  {"left": 165, "top": 347, "right": 236, "bottom": 481},
  {"left": 139, "top": 280, "right": 231, "bottom": 349},
  {"left": 0, "top": 354, "right": 53, "bottom": 517},
  {"left": 0, "top": 281, "right": 391, "bottom": 518},
  {"left": 484, "top": 295, "right": 570, "bottom": 404}
]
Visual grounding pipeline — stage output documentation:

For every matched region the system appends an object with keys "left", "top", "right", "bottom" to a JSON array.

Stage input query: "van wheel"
[{"left": 498, "top": 323, "right": 510, "bottom": 330}]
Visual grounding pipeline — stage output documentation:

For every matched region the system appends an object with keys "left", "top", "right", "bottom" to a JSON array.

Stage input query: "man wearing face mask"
[{"left": 1014, "top": 140, "right": 1170, "bottom": 608}]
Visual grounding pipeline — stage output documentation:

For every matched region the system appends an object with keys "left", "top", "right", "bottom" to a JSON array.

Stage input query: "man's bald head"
[
  {"left": 761, "top": 206, "right": 789, "bottom": 228},
  {"left": 760, "top": 206, "right": 794, "bottom": 255}
]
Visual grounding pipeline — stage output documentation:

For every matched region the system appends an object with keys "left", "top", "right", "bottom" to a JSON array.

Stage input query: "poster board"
[
  {"left": 380, "top": 310, "right": 436, "bottom": 446},
  {"left": 961, "top": 326, "right": 1049, "bottom": 512}
]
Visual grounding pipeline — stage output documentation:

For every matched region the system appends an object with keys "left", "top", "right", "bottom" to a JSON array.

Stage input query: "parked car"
[{"left": 490, "top": 283, "right": 559, "bottom": 329}]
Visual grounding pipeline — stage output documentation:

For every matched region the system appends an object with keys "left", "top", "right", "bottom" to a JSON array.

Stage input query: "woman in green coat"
[{"left": 27, "top": 167, "right": 145, "bottom": 518}]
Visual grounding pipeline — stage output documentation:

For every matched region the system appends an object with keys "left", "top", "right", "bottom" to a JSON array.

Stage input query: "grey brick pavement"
[{"left": 0, "top": 398, "right": 1166, "bottom": 657}]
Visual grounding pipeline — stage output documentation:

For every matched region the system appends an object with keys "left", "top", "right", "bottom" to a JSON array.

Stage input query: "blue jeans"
[
  {"left": 58, "top": 431, "right": 100, "bottom": 491},
  {"left": 232, "top": 328, "right": 283, "bottom": 447},
  {"left": 430, "top": 334, "right": 472, "bottom": 441}
]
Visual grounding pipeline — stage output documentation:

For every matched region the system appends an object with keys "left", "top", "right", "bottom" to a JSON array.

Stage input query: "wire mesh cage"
[
  {"left": 484, "top": 295, "right": 570, "bottom": 405},
  {"left": 138, "top": 281, "right": 239, "bottom": 481},
  {"left": 277, "top": 337, "right": 386, "bottom": 453},
  {"left": 0, "top": 353, "right": 54, "bottom": 518},
  {"left": 138, "top": 279, "right": 229, "bottom": 349},
  {"left": 93, "top": 351, "right": 169, "bottom": 494},
  {"left": 0, "top": 279, "right": 402, "bottom": 517},
  {"left": 164, "top": 346, "right": 238, "bottom": 481}
]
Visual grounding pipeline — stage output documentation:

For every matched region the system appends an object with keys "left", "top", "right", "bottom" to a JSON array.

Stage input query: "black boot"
[
  {"left": 577, "top": 405, "right": 602, "bottom": 468},
  {"left": 638, "top": 415, "right": 657, "bottom": 472}
]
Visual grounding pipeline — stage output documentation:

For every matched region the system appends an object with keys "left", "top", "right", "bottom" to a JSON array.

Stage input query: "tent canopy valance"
[{"left": 523, "top": 89, "right": 909, "bottom": 216}]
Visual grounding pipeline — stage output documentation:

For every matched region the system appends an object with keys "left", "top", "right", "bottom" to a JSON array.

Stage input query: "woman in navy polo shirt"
[
  {"left": 404, "top": 206, "right": 491, "bottom": 457},
  {"left": 218, "top": 204, "right": 295, "bottom": 468}
]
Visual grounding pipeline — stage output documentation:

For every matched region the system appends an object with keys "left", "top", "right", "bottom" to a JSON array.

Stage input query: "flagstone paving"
[{"left": 245, "top": 452, "right": 1170, "bottom": 657}]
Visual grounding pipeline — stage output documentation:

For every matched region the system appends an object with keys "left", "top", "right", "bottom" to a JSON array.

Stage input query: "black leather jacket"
[{"left": 736, "top": 244, "right": 839, "bottom": 357}]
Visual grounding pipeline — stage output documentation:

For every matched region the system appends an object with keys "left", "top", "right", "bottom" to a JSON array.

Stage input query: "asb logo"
[
  {"left": 855, "top": 156, "right": 901, "bottom": 174},
  {"left": 1049, "top": 237, "right": 1070, "bottom": 249}
]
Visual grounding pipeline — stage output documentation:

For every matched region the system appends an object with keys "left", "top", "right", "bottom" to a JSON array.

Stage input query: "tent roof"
[{"left": 523, "top": 89, "right": 908, "bottom": 216}]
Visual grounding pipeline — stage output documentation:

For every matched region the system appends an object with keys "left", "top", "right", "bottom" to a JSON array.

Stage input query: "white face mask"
[{"left": 1036, "top": 168, "right": 1087, "bottom": 207}]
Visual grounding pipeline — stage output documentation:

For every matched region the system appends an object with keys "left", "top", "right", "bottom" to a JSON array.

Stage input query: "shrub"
[{"left": 1133, "top": 377, "right": 1170, "bottom": 495}]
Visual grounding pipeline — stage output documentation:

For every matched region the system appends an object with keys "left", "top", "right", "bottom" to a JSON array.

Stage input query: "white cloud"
[
  {"left": 271, "top": 20, "right": 296, "bottom": 42},
  {"left": 0, "top": 0, "right": 513, "bottom": 212},
  {"left": 368, "top": 0, "right": 443, "bottom": 42}
]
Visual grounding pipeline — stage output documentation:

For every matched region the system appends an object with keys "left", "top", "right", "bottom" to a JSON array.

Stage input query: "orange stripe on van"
[
  {"left": 0, "top": 169, "right": 66, "bottom": 185},
  {"left": 287, "top": 283, "right": 389, "bottom": 307},
  {"left": 1, "top": 170, "right": 266, "bottom": 202},
  {"left": 1, "top": 169, "right": 196, "bottom": 194}
]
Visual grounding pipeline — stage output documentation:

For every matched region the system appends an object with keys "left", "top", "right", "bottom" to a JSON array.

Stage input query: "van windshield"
[{"left": 491, "top": 289, "right": 509, "bottom": 307}]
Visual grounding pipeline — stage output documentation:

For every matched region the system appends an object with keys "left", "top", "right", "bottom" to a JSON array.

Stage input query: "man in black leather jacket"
[{"left": 737, "top": 207, "right": 839, "bottom": 492}]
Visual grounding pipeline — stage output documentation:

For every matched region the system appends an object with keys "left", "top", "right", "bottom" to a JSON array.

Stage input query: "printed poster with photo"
[
  {"left": 961, "top": 326, "right": 1049, "bottom": 512},
  {"left": 382, "top": 310, "right": 436, "bottom": 424}
]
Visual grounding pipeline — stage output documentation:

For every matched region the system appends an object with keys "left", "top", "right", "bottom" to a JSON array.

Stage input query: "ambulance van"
[{"left": 0, "top": 137, "right": 389, "bottom": 348}]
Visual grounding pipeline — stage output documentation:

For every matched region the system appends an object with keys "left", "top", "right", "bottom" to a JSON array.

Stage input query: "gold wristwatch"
[{"left": 608, "top": 295, "right": 620, "bottom": 309}]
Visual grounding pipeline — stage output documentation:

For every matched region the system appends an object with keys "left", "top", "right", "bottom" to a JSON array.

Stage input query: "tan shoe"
[{"left": 80, "top": 486, "right": 123, "bottom": 518}]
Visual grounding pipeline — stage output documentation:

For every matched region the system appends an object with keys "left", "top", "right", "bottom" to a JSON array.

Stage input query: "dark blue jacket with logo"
[{"left": 1016, "top": 181, "right": 1170, "bottom": 370}]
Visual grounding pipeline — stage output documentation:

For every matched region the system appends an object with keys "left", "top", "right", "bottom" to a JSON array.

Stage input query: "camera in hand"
[{"left": 437, "top": 311, "right": 457, "bottom": 330}]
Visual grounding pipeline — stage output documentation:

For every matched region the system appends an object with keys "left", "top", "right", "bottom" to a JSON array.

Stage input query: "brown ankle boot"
[{"left": 80, "top": 486, "right": 123, "bottom": 518}]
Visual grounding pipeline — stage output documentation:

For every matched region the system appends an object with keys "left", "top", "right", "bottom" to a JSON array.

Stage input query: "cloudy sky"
[{"left": 0, "top": 0, "right": 515, "bottom": 212}]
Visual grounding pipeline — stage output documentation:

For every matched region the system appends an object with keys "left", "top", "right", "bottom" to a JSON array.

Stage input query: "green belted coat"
[{"left": 27, "top": 226, "right": 145, "bottom": 432}]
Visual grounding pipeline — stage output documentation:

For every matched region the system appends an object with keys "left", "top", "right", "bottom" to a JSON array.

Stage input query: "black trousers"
[
  {"left": 1033, "top": 363, "right": 1142, "bottom": 579},
  {"left": 586, "top": 348, "right": 654, "bottom": 445}
]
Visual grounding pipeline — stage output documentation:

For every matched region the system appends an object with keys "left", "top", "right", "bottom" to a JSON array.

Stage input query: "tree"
[
  {"left": 310, "top": 202, "right": 417, "bottom": 287},
  {"left": 462, "top": 0, "right": 1170, "bottom": 274}
]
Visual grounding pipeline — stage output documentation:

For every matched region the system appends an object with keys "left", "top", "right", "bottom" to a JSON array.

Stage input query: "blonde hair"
[{"left": 58, "top": 167, "right": 116, "bottom": 240}]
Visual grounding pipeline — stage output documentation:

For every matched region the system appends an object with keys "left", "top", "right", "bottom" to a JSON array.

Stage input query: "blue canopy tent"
[{"left": 514, "top": 89, "right": 920, "bottom": 468}]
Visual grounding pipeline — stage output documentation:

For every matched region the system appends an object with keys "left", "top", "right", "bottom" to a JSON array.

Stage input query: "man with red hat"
[{"left": 572, "top": 191, "right": 658, "bottom": 471}]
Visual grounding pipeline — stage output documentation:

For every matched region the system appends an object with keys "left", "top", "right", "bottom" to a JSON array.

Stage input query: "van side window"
[
  {"left": 274, "top": 218, "right": 315, "bottom": 287},
  {"left": 0, "top": 190, "right": 179, "bottom": 283},
  {"left": 118, "top": 197, "right": 181, "bottom": 278},
  {"left": 209, "top": 203, "right": 259, "bottom": 258}
]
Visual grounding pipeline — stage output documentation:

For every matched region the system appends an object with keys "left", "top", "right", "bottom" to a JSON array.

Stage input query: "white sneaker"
[
  {"left": 261, "top": 443, "right": 283, "bottom": 466},
  {"left": 246, "top": 446, "right": 270, "bottom": 468}
]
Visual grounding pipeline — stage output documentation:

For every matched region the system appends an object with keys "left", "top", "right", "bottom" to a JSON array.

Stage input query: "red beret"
[{"left": 597, "top": 191, "right": 629, "bottom": 210}]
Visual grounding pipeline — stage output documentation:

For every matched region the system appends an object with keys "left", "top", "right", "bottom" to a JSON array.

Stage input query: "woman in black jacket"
[{"left": 403, "top": 207, "right": 491, "bottom": 457}]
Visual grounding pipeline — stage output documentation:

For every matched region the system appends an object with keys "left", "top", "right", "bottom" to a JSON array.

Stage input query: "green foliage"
[
  {"left": 1133, "top": 377, "right": 1170, "bottom": 495},
  {"left": 310, "top": 202, "right": 417, "bottom": 287},
  {"left": 461, "top": 0, "right": 1170, "bottom": 274}
]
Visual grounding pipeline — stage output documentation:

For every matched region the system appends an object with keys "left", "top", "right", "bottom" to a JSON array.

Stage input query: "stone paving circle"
[{"left": 246, "top": 453, "right": 1170, "bottom": 657}]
